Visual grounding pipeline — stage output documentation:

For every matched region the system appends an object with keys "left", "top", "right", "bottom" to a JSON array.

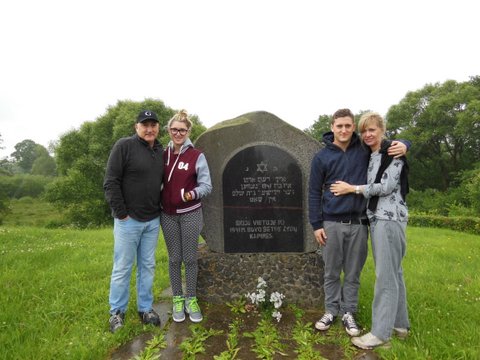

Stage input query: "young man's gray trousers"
[
  {"left": 370, "top": 219, "right": 410, "bottom": 340},
  {"left": 322, "top": 221, "right": 368, "bottom": 316}
]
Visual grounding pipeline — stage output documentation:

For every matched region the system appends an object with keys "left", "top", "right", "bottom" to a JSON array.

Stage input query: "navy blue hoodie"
[{"left": 308, "top": 131, "right": 369, "bottom": 230}]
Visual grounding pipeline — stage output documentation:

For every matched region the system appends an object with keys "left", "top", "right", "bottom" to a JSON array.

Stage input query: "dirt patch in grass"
[{"left": 111, "top": 301, "right": 380, "bottom": 360}]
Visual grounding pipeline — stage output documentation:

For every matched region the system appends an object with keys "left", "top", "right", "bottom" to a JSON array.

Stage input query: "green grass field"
[
  {"left": 2, "top": 197, "right": 65, "bottom": 227},
  {"left": 1, "top": 220, "right": 479, "bottom": 359},
  {"left": 0, "top": 226, "right": 170, "bottom": 359}
]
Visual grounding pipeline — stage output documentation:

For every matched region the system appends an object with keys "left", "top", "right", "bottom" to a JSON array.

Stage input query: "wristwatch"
[{"left": 355, "top": 186, "right": 361, "bottom": 194}]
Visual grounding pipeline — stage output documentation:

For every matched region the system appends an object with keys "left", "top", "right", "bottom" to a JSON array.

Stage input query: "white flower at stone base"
[
  {"left": 272, "top": 310, "right": 282, "bottom": 322},
  {"left": 245, "top": 277, "right": 286, "bottom": 322},
  {"left": 257, "top": 277, "right": 267, "bottom": 289},
  {"left": 270, "top": 291, "right": 285, "bottom": 309},
  {"left": 256, "top": 288, "right": 266, "bottom": 304},
  {"left": 246, "top": 288, "right": 267, "bottom": 306},
  {"left": 245, "top": 292, "right": 256, "bottom": 304}
]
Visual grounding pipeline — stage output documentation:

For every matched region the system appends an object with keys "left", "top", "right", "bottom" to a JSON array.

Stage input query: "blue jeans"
[{"left": 109, "top": 216, "right": 160, "bottom": 314}]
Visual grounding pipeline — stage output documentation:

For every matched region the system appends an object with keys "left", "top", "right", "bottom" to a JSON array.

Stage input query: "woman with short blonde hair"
[{"left": 330, "top": 111, "right": 410, "bottom": 349}]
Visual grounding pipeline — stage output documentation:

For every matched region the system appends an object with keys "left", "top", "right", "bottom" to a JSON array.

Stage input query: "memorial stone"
[
  {"left": 194, "top": 111, "right": 324, "bottom": 306},
  {"left": 195, "top": 111, "right": 321, "bottom": 253}
]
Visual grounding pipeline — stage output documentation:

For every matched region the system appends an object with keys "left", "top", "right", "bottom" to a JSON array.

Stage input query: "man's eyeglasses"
[{"left": 170, "top": 128, "right": 188, "bottom": 135}]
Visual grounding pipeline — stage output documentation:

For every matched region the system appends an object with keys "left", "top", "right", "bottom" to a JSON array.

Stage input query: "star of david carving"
[{"left": 256, "top": 161, "right": 268, "bottom": 173}]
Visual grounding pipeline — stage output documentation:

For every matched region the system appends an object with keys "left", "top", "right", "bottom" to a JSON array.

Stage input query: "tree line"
[{"left": 1, "top": 77, "right": 479, "bottom": 226}]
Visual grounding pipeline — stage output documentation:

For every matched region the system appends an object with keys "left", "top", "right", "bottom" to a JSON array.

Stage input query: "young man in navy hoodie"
[{"left": 308, "top": 108, "right": 409, "bottom": 337}]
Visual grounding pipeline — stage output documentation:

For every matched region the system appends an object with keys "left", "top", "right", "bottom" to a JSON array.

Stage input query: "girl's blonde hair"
[
  {"left": 167, "top": 109, "right": 192, "bottom": 129},
  {"left": 358, "top": 112, "right": 386, "bottom": 137}
]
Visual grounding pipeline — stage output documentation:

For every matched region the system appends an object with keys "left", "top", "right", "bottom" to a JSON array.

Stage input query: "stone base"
[{"left": 196, "top": 244, "right": 325, "bottom": 308}]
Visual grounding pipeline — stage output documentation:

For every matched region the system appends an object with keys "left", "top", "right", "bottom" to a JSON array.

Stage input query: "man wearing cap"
[{"left": 104, "top": 110, "right": 164, "bottom": 332}]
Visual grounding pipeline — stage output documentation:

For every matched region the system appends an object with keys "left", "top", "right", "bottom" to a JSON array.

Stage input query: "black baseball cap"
[{"left": 137, "top": 110, "right": 159, "bottom": 123}]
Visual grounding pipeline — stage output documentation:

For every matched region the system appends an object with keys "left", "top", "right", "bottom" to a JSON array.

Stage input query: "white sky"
[{"left": 1, "top": 0, "right": 479, "bottom": 158}]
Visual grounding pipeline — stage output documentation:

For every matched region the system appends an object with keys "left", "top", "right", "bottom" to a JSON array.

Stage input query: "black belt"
[{"left": 339, "top": 219, "right": 369, "bottom": 225}]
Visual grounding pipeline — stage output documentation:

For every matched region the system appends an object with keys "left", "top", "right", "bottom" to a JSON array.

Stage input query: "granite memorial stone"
[
  {"left": 194, "top": 111, "right": 324, "bottom": 306},
  {"left": 195, "top": 111, "right": 321, "bottom": 253}
]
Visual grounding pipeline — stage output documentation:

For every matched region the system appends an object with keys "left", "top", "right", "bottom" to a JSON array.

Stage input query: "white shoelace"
[
  {"left": 344, "top": 314, "right": 358, "bottom": 329},
  {"left": 320, "top": 313, "right": 333, "bottom": 324}
]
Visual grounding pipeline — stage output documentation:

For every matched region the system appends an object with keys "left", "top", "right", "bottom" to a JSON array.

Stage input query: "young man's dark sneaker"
[
  {"left": 109, "top": 310, "right": 125, "bottom": 333},
  {"left": 342, "top": 312, "right": 361, "bottom": 336},
  {"left": 138, "top": 309, "right": 161, "bottom": 326},
  {"left": 315, "top": 312, "right": 335, "bottom": 331}
]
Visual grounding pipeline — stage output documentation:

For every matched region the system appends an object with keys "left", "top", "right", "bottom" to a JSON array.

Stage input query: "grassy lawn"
[
  {"left": 0, "top": 226, "right": 170, "bottom": 359},
  {"left": 0, "top": 224, "right": 479, "bottom": 359},
  {"left": 2, "top": 197, "right": 65, "bottom": 227}
]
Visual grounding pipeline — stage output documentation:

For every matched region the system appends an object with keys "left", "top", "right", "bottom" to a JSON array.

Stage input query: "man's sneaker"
[
  {"left": 342, "top": 312, "right": 361, "bottom": 336},
  {"left": 109, "top": 310, "right": 125, "bottom": 333},
  {"left": 172, "top": 296, "right": 186, "bottom": 322},
  {"left": 315, "top": 312, "right": 335, "bottom": 331},
  {"left": 185, "top": 296, "right": 203, "bottom": 322},
  {"left": 138, "top": 309, "right": 161, "bottom": 326},
  {"left": 393, "top": 327, "right": 409, "bottom": 339},
  {"left": 351, "top": 332, "right": 391, "bottom": 349}
]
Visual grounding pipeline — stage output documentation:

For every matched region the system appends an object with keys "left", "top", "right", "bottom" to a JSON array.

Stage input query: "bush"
[
  {"left": 45, "top": 169, "right": 111, "bottom": 228},
  {"left": 408, "top": 189, "right": 450, "bottom": 215},
  {"left": 408, "top": 186, "right": 480, "bottom": 217},
  {"left": 409, "top": 214, "right": 480, "bottom": 235},
  {"left": 0, "top": 174, "right": 54, "bottom": 199},
  {"left": 0, "top": 187, "right": 10, "bottom": 224}
]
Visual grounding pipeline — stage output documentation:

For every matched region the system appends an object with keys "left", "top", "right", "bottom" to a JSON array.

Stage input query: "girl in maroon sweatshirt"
[{"left": 161, "top": 110, "right": 212, "bottom": 323}]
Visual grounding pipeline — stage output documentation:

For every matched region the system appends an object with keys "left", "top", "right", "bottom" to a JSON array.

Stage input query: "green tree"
[
  {"left": 10, "top": 140, "right": 54, "bottom": 174},
  {"left": 11, "top": 139, "right": 37, "bottom": 172},
  {"left": 304, "top": 114, "right": 331, "bottom": 141},
  {"left": 1, "top": 133, "right": 13, "bottom": 175},
  {"left": 31, "top": 155, "right": 57, "bottom": 176},
  {"left": 28, "top": 144, "right": 56, "bottom": 176},
  {"left": 452, "top": 164, "right": 480, "bottom": 215},
  {"left": 386, "top": 77, "right": 480, "bottom": 191},
  {"left": 0, "top": 133, "right": 10, "bottom": 222},
  {"left": 47, "top": 98, "right": 206, "bottom": 227},
  {"left": 54, "top": 127, "right": 92, "bottom": 176},
  {"left": 0, "top": 159, "right": 20, "bottom": 176}
]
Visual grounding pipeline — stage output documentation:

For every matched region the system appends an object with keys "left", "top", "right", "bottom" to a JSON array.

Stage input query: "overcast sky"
[{"left": 1, "top": 0, "right": 478, "bottom": 158}]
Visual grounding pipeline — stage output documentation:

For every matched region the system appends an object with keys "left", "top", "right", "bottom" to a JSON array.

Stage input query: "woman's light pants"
[{"left": 370, "top": 219, "right": 410, "bottom": 341}]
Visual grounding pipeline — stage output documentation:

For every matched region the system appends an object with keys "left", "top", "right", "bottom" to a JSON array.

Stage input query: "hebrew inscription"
[{"left": 223, "top": 145, "right": 303, "bottom": 252}]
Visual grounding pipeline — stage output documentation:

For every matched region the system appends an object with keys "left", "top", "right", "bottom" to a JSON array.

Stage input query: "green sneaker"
[
  {"left": 172, "top": 296, "right": 185, "bottom": 322},
  {"left": 185, "top": 296, "right": 203, "bottom": 322}
]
